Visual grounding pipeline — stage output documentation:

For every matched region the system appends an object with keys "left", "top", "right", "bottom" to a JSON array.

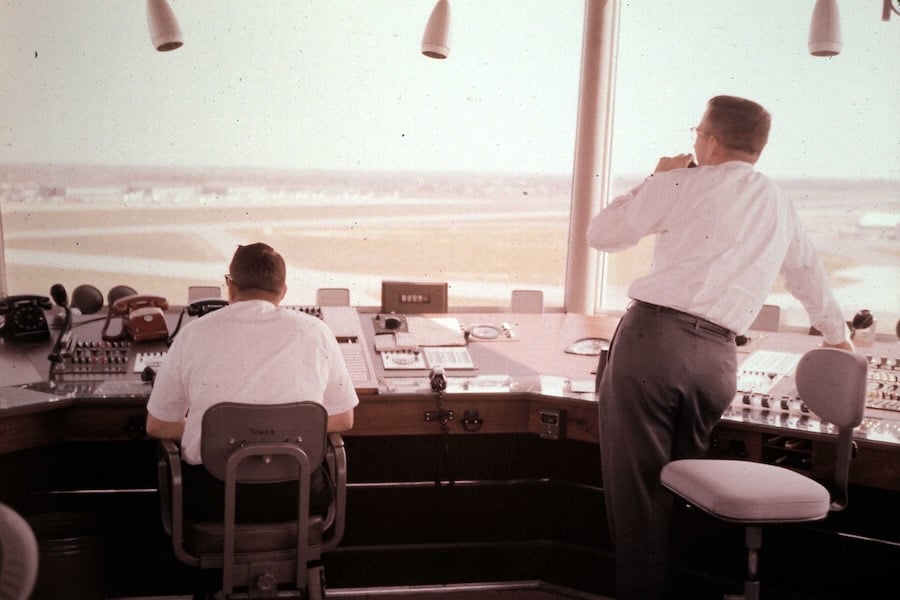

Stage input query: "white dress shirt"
[
  {"left": 147, "top": 300, "right": 359, "bottom": 464},
  {"left": 587, "top": 161, "right": 847, "bottom": 343}
]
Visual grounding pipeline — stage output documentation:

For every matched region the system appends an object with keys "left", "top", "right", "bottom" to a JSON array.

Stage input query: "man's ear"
[{"left": 704, "top": 135, "right": 722, "bottom": 163}]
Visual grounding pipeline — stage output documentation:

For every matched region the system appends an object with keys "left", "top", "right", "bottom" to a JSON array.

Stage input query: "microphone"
[
  {"left": 430, "top": 365, "right": 447, "bottom": 392},
  {"left": 50, "top": 283, "right": 68, "bottom": 307},
  {"left": 48, "top": 283, "right": 72, "bottom": 368},
  {"left": 50, "top": 283, "right": 69, "bottom": 326}
]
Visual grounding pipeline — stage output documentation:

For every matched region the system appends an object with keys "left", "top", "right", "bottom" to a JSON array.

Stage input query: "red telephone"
[{"left": 102, "top": 294, "right": 170, "bottom": 342}]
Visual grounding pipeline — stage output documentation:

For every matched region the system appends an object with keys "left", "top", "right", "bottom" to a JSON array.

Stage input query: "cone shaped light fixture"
[
  {"left": 808, "top": 0, "right": 841, "bottom": 56},
  {"left": 422, "top": 0, "right": 450, "bottom": 59},
  {"left": 147, "top": 0, "right": 183, "bottom": 52},
  {"left": 885, "top": 0, "right": 900, "bottom": 21}
]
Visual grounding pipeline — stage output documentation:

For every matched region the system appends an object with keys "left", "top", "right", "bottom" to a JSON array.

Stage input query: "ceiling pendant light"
[
  {"left": 147, "top": 0, "right": 183, "bottom": 52},
  {"left": 422, "top": 0, "right": 451, "bottom": 59},
  {"left": 808, "top": 0, "right": 841, "bottom": 57}
]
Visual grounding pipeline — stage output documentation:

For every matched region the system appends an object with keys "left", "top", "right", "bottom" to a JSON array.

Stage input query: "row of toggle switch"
[
  {"left": 866, "top": 360, "right": 899, "bottom": 411},
  {"left": 56, "top": 338, "right": 133, "bottom": 373},
  {"left": 738, "top": 392, "right": 808, "bottom": 414},
  {"left": 866, "top": 355, "right": 898, "bottom": 369}
]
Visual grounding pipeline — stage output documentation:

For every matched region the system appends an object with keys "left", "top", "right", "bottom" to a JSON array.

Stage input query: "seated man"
[{"left": 146, "top": 242, "right": 358, "bottom": 520}]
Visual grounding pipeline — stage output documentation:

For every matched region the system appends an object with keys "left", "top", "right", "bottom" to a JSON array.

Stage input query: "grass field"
[{"left": 1, "top": 167, "right": 897, "bottom": 327}]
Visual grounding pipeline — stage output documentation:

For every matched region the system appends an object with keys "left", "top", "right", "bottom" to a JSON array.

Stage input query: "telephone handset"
[
  {"left": 102, "top": 294, "right": 170, "bottom": 342},
  {"left": 187, "top": 298, "right": 228, "bottom": 317},
  {"left": 0, "top": 295, "right": 52, "bottom": 344},
  {"left": 168, "top": 298, "right": 229, "bottom": 345}
]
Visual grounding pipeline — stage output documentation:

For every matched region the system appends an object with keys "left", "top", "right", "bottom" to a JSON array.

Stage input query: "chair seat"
[
  {"left": 661, "top": 459, "right": 830, "bottom": 523},
  {"left": 184, "top": 516, "right": 324, "bottom": 556}
]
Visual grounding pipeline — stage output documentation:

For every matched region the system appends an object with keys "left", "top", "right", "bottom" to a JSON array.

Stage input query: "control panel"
[
  {"left": 29, "top": 304, "right": 378, "bottom": 395},
  {"left": 732, "top": 349, "right": 899, "bottom": 414},
  {"left": 373, "top": 315, "right": 475, "bottom": 372},
  {"left": 51, "top": 339, "right": 134, "bottom": 379},
  {"left": 283, "top": 305, "right": 323, "bottom": 319},
  {"left": 866, "top": 354, "right": 899, "bottom": 411}
]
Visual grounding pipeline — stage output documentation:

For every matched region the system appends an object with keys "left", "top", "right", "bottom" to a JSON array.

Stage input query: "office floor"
[
  {"left": 116, "top": 586, "right": 611, "bottom": 600},
  {"left": 324, "top": 584, "right": 610, "bottom": 599},
  {"left": 328, "top": 592, "right": 610, "bottom": 599}
]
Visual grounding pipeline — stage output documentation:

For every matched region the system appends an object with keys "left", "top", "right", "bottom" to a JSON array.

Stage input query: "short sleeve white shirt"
[{"left": 146, "top": 300, "right": 359, "bottom": 464}]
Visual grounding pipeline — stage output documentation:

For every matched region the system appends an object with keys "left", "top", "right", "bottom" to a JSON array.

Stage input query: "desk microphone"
[
  {"left": 50, "top": 283, "right": 68, "bottom": 324},
  {"left": 430, "top": 366, "right": 447, "bottom": 392},
  {"left": 48, "top": 283, "right": 72, "bottom": 367}
]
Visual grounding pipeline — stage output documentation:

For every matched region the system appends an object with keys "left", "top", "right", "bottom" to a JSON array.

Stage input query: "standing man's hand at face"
[{"left": 654, "top": 153, "right": 695, "bottom": 173}]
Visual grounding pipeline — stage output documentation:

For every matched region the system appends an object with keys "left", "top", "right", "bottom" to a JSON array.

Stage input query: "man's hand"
[{"left": 654, "top": 153, "right": 695, "bottom": 173}]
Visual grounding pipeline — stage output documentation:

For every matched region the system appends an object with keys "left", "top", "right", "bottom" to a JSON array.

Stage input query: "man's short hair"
[
  {"left": 228, "top": 243, "right": 286, "bottom": 294},
  {"left": 706, "top": 95, "right": 771, "bottom": 155}
]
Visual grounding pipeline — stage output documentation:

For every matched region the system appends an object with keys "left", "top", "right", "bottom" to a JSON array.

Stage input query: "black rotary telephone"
[
  {"left": 167, "top": 298, "right": 229, "bottom": 345},
  {"left": 0, "top": 295, "right": 52, "bottom": 344}
]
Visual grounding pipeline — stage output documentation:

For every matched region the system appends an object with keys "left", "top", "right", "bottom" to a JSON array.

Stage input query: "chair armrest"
[
  {"left": 322, "top": 433, "right": 347, "bottom": 552},
  {"left": 156, "top": 439, "right": 195, "bottom": 565},
  {"left": 156, "top": 440, "right": 180, "bottom": 535},
  {"left": 324, "top": 432, "right": 345, "bottom": 480}
]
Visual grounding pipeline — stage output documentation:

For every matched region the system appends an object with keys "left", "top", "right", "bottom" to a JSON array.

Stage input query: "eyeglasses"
[{"left": 690, "top": 126, "right": 711, "bottom": 141}]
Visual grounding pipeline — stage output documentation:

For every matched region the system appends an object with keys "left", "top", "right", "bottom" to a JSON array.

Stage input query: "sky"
[{"left": 0, "top": 1, "right": 897, "bottom": 180}]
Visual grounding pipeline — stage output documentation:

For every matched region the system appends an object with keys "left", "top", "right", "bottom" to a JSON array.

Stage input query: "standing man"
[
  {"left": 587, "top": 95, "right": 852, "bottom": 599},
  {"left": 146, "top": 242, "right": 358, "bottom": 519}
]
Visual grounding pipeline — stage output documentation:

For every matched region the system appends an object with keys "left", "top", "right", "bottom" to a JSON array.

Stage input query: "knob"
[{"left": 256, "top": 573, "right": 277, "bottom": 592}]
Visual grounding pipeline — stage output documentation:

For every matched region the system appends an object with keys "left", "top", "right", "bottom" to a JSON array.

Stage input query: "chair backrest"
[
  {"left": 795, "top": 347, "right": 868, "bottom": 510},
  {"left": 795, "top": 348, "right": 867, "bottom": 429},
  {"left": 0, "top": 503, "right": 39, "bottom": 600},
  {"left": 200, "top": 401, "right": 328, "bottom": 483}
]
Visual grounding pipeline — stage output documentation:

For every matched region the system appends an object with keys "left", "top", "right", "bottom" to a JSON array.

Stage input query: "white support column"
[
  {"left": 564, "top": 0, "right": 620, "bottom": 314},
  {"left": 0, "top": 203, "right": 7, "bottom": 298}
]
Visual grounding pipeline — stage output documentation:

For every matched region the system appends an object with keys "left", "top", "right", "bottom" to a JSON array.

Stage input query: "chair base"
[
  {"left": 210, "top": 564, "right": 325, "bottom": 600},
  {"left": 721, "top": 526, "right": 762, "bottom": 600},
  {"left": 724, "top": 579, "right": 759, "bottom": 600}
]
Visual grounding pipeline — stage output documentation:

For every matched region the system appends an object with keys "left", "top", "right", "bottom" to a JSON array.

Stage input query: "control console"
[
  {"left": 51, "top": 338, "right": 133, "bottom": 380},
  {"left": 732, "top": 349, "right": 899, "bottom": 415},
  {"left": 865, "top": 354, "right": 899, "bottom": 411}
]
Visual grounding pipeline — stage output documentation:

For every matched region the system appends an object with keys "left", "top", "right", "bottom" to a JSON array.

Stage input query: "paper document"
[{"left": 406, "top": 317, "right": 466, "bottom": 346}]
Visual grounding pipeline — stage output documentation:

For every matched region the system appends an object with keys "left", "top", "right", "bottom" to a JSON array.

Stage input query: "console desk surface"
[{"left": 1, "top": 307, "right": 898, "bottom": 490}]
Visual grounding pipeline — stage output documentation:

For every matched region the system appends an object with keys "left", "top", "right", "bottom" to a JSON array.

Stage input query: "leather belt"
[{"left": 632, "top": 300, "right": 735, "bottom": 341}]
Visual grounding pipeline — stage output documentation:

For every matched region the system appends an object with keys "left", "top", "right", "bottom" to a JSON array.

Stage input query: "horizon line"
[{"left": 1, "top": 162, "right": 898, "bottom": 186}]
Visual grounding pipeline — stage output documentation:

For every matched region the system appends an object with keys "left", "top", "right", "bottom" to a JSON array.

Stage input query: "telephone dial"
[
  {"left": 102, "top": 294, "right": 170, "bottom": 343},
  {"left": 0, "top": 295, "right": 53, "bottom": 344}
]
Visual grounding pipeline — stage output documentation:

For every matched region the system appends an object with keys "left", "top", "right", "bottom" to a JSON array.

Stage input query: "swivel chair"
[
  {"left": 0, "top": 502, "right": 38, "bottom": 600},
  {"left": 660, "top": 348, "right": 867, "bottom": 600},
  {"left": 156, "top": 402, "right": 347, "bottom": 600}
]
